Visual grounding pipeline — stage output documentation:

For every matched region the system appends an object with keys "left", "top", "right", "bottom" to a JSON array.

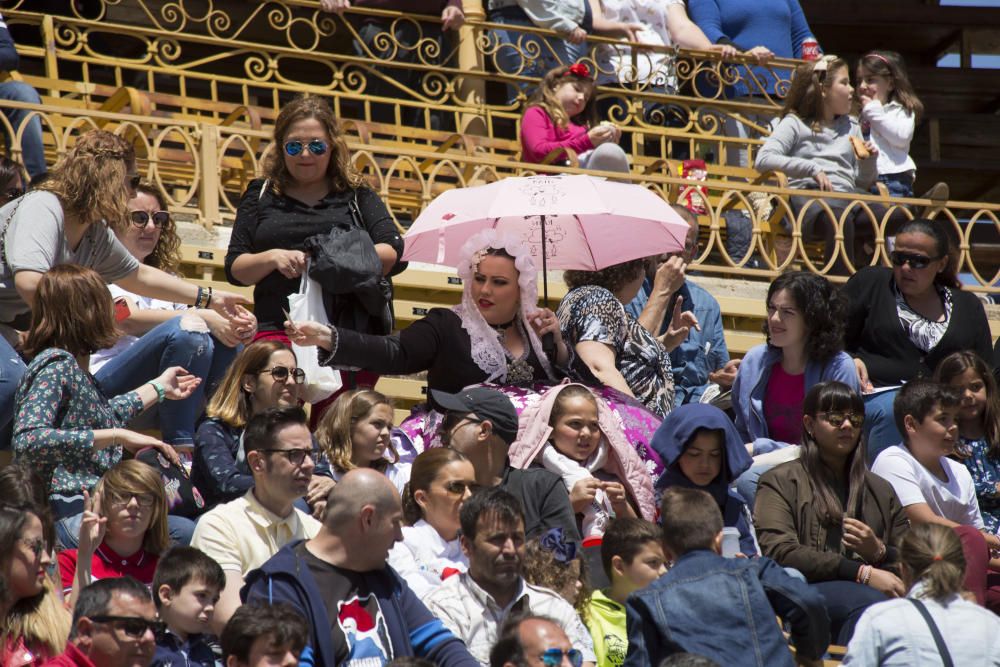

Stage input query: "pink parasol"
[{"left": 402, "top": 174, "right": 690, "bottom": 300}]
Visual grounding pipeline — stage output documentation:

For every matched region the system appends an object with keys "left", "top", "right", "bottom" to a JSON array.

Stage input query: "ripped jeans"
[{"left": 94, "top": 315, "right": 238, "bottom": 445}]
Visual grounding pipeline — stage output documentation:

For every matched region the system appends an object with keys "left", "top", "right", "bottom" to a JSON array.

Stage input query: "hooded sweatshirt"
[
  {"left": 508, "top": 383, "right": 657, "bottom": 523},
  {"left": 651, "top": 403, "right": 759, "bottom": 556}
]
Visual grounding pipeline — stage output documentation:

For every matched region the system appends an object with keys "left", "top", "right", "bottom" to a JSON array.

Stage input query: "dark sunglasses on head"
[
  {"left": 890, "top": 251, "right": 940, "bottom": 270},
  {"left": 89, "top": 615, "right": 165, "bottom": 638},
  {"left": 259, "top": 365, "right": 306, "bottom": 384},
  {"left": 540, "top": 648, "right": 584, "bottom": 667},
  {"left": 819, "top": 411, "right": 864, "bottom": 428},
  {"left": 442, "top": 480, "right": 480, "bottom": 496},
  {"left": 129, "top": 210, "right": 170, "bottom": 228},
  {"left": 284, "top": 139, "right": 328, "bottom": 157},
  {"left": 260, "top": 448, "right": 314, "bottom": 466},
  {"left": 127, "top": 174, "right": 142, "bottom": 190}
]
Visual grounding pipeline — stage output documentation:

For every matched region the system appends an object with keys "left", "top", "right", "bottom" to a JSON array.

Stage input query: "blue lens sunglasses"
[{"left": 284, "top": 139, "right": 329, "bottom": 157}]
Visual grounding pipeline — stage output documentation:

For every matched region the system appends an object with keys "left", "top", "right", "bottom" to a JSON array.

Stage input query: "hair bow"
[
  {"left": 812, "top": 54, "right": 838, "bottom": 73},
  {"left": 538, "top": 527, "right": 578, "bottom": 563},
  {"left": 564, "top": 62, "right": 591, "bottom": 79}
]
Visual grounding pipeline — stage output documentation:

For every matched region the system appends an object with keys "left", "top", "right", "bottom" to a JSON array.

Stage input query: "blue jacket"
[
  {"left": 625, "top": 279, "right": 729, "bottom": 407},
  {"left": 242, "top": 540, "right": 478, "bottom": 667},
  {"left": 152, "top": 629, "right": 221, "bottom": 667},
  {"left": 623, "top": 550, "right": 830, "bottom": 667},
  {"left": 651, "top": 403, "right": 758, "bottom": 556},
  {"left": 732, "top": 344, "right": 859, "bottom": 456}
]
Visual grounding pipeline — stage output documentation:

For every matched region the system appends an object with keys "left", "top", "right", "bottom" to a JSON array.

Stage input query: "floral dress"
[
  {"left": 12, "top": 348, "right": 143, "bottom": 508},
  {"left": 558, "top": 285, "right": 675, "bottom": 417},
  {"left": 959, "top": 436, "right": 1000, "bottom": 534}
]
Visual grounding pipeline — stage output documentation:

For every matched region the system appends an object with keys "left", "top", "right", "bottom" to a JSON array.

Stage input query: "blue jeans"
[
  {"left": 810, "top": 580, "right": 886, "bottom": 646},
  {"left": 488, "top": 14, "right": 587, "bottom": 104},
  {"left": 95, "top": 316, "right": 237, "bottom": 446},
  {"left": 0, "top": 333, "right": 28, "bottom": 450},
  {"left": 863, "top": 389, "right": 902, "bottom": 462},
  {"left": 0, "top": 81, "right": 47, "bottom": 180},
  {"left": 874, "top": 171, "right": 915, "bottom": 198}
]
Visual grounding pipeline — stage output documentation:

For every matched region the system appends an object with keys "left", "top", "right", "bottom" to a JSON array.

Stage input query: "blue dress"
[{"left": 959, "top": 436, "right": 1000, "bottom": 534}]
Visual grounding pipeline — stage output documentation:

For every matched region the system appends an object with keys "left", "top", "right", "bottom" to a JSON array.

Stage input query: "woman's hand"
[
  {"left": 209, "top": 289, "right": 252, "bottom": 321},
  {"left": 528, "top": 307, "right": 570, "bottom": 368},
  {"left": 652, "top": 255, "right": 686, "bottom": 299},
  {"left": 119, "top": 430, "right": 182, "bottom": 467},
  {"left": 201, "top": 308, "right": 256, "bottom": 348},
  {"left": 814, "top": 171, "right": 833, "bottom": 192},
  {"left": 78, "top": 489, "right": 107, "bottom": 558},
  {"left": 658, "top": 296, "right": 700, "bottom": 352},
  {"left": 867, "top": 568, "right": 905, "bottom": 597},
  {"left": 307, "top": 475, "right": 336, "bottom": 508},
  {"left": 270, "top": 249, "right": 309, "bottom": 279},
  {"left": 155, "top": 367, "right": 201, "bottom": 402},
  {"left": 746, "top": 45, "right": 774, "bottom": 63},
  {"left": 708, "top": 358, "right": 741, "bottom": 390},
  {"left": 566, "top": 26, "right": 587, "bottom": 44},
  {"left": 286, "top": 319, "right": 335, "bottom": 350},
  {"left": 709, "top": 43, "right": 739, "bottom": 59},
  {"left": 854, "top": 357, "right": 874, "bottom": 393},
  {"left": 842, "top": 517, "right": 883, "bottom": 563},
  {"left": 570, "top": 478, "right": 601, "bottom": 514}
]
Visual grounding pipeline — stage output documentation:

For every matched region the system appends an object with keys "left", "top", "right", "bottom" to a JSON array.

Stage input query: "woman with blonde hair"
[
  {"left": 316, "top": 388, "right": 410, "bottom": 493},
  {"left": 844, "top": 523, "right": 1000, "bottom": 665},
  {"left": 0, "top": 130, "right": 253, "bottom": 449},
  {"left": 192, "top": 339, "right": 334, "bottom": 512}
]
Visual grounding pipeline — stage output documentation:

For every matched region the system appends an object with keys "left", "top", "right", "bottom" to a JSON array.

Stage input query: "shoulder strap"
[
  {"left": 909, "top": 599, "right": 954, "bottom": 667},
  {"left": 347, "top": 187, "right": 364, "bottom": 230},
  {"left": 257, "top": 178, "right": 270, "bottom": 202}
]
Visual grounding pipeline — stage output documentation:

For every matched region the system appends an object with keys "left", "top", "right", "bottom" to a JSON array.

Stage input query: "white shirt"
[
  {"left": 596, "top": 0, "right": 683, "bottom": 89},
  {"left": 89, "top": 284, "right": 187, "bottom": 373},
  {"left": 386, "top": 519, "right": 467, "bottom": 600},
  {"left": 332, "top": 461, "right": 411, "bottom": 496},
  {"left": 872, "top": 445, "right": 984, "bottom": 528},
  {"left": 843, "top": 583, "right": 1000, "bottom": 666},
  {"left": 424, "top": 572, "right": 596, "bottom": 666},
  {"left": 860, "top": 100, "right": 916, "bottom": 176}
]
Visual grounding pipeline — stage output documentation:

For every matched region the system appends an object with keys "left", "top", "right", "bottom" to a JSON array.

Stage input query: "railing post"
[
  {"left": 41, "top": 14, "right": 59, "bottom": 95},
  {"left": 457, "top": 0, "right": 487, "bottom": 136},
  {"left": 198, "top": 122, "right": 222, "bottom": 230}
]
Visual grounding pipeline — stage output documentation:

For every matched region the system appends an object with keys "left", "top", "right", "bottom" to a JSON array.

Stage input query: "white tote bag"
[{"left": 287, "top": 262, "right": 343, "bottom": 403}]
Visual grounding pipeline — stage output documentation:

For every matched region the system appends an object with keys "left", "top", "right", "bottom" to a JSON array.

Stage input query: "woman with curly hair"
[
  {"left": 558, "top": 257, "right": 692, "bottom": 417},
  {"left": 732, "top": 271, "right": 859, "bottom": 507},
  {"left": 0, "top": 130, "right": 253, "bottom": 449}
]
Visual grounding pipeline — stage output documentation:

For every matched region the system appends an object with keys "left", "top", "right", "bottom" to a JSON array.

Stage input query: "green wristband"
[{"left": 147, "top": 380, "right": 166, "bottom": 403}]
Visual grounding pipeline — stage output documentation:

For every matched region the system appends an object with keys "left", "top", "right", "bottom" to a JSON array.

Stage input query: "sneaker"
[{"left": 919, "top": 182, "right": 950, "bottom": 218}]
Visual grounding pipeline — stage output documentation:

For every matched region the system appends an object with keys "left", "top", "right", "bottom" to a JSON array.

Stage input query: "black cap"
[{"left": 430, "top": 387, "right": 519, "bottom": 445}]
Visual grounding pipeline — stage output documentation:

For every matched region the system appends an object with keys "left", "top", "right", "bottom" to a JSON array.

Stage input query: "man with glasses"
[
  {"left": 44, "top": 577, "right": 159, "bottom": 667},
  {"left": 191, "top": 406, "right": 320, "bottom": 635},
  {"left": 489, "top": 614, "right": 583, "bottom": 667},
  {"left": 244, "top": 468, "right": 479, "bottom": 667}
]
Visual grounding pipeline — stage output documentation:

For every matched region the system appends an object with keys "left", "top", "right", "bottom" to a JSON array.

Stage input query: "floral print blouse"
[
  {"left": 13, "top": 348, "right": 144, "bottom": 502},
  {"left": 960, "top": 436, "right": 1000, "bottom": 534}
]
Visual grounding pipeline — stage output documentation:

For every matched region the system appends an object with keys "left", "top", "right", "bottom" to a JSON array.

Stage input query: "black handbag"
[{"left": 134, "top": 447, "right": 207, "bottom": 519}]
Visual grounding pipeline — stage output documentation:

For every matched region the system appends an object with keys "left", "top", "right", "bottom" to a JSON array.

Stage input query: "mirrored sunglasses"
[
  {"left": 820, "top": 411, "right": 864, "bottom": 428},
  {"left": 284, "top": 140, "right": 329, "bottom": 157},
  {"left": 540, "top": 648, "right": 584, "bottom": 667}
]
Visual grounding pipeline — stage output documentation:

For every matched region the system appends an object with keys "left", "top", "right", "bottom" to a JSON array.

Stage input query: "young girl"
[
  {"left": 522, "top": 526, "right": 591, "bottom": 619},
  {"left": 508, "top": 383, "right": 656, "bottom": 540},
  {"left": 856, "top": 51, "right": 923, "bottom": 198},
  {"left": 935, "top": 351, "right": 1000, "bottom": 536},
  {"left": 754, "top": 55, "right": 881, "bottom": 267},
  {"left": 316, "top": 389, "right": 411, "bottom": 494},
  {"left": 519, "top": 63, "right": 630, "bottom": 175}
]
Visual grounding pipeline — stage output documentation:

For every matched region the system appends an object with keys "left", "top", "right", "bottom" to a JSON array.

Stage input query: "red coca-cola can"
[{"left": 802, "top": 38, "right": 820, "bottom": 61}]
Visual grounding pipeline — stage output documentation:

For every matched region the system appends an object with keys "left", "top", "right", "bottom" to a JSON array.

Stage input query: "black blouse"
[{"left": 225, "top": 178, "right": 404, "bottom": 330}]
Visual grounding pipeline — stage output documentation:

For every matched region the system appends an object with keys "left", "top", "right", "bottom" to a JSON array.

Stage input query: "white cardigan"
[{"left": 860, "top": 100, "right": 916, "bottom": 176}]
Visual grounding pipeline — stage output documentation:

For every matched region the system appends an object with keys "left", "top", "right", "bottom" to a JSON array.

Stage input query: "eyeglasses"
[
  {"left": 259, "top": 366, "right": 306, "bottom": 384},
  {"left": 89, "top": 615, "right": 165, "bottom": 638},
  {"left": 890, "top": 251, "right": 941, "bottom": 270},
  {"left": 284, "top": 140, "right": 328, "bottom": 157},
  {"left": 127, "top": 174, "right": 142, "bottom": 190},
  {"left": 20, "top": 537, "right": 46, "bottom": 559},
  {"left": 539, "top": 648, "right": 584, "bottom": 667},
  {"left": 129, "top": 210, "right": 170, "bottom": 228},
  {"left": 259, "top": 448, "right": 314, "bottom": 466},
  {"left": 819, "top": 411, "right": 864, "bottom": 428},
  {"left": 442, "top": 480, "right": 479, "bottom": 496},
  {"left": 107, "top": 492, "right": 156, "bottom": 509}
]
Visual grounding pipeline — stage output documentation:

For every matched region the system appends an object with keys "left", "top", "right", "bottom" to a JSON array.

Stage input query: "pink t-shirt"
[
  {"left": 764, "top": 364, "right": 805, "bottom": 445},
  {"left": 520, "top": 106, "right": 595, "bottom": 164}
]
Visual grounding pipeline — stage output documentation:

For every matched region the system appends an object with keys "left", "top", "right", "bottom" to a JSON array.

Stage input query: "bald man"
[
  {"left": 242, "top": 469, "right": 478, "bottom": 667},
  {"left": 489, "top": 615, "right": 583, "bottom": 667}
]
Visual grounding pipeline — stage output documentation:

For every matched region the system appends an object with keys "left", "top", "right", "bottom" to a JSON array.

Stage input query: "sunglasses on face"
[
  {"left": 89, "top": 615, "right": 165, "bottom": 639},
  {"left": 129, "top": 210, "right": 170, "bottom": 228},
  {"left": 442, "top": 480, "right": 480, "bottom": 496},
  {"left": 107, "top": 492, "right": 156, "bottom": 509},
  {"left": 127, "top": 174, "right": 142, "bottom": 190},
  {"left": 539, "top": 648, "right": 584, "bottom": 667},
  {"left": 259, "top": 366, "right": 306, "bottom": 384},
  {"left": 20, "top": 537, "right": 46, "bottom": 559},
  {"left": 284, "top": 140, "right": 328, "bottom": 157},
  {"left": 819, "top": 411, "right": 864, "bottom": 428},
  {"left": 890, "top": 251, "right": 940, "bottom": 270},
  {"left": 260, "top": 448, "right": 314, "bottom": 466}
]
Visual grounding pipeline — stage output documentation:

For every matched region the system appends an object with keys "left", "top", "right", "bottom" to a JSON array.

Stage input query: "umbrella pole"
[{"left": 540, "top": 214, "right": 549, "bottom": 304}]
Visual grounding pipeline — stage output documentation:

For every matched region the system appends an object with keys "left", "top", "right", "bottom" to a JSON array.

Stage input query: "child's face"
[
  {"left": 556, "top": 558, "right": 583, "bottom": 605},
  {"left": 822, "top": 65, "right": 854, "bottom": 117},
  {"left": 551, "top": 395, "right": 602, "bottom": 462},
  {"left": 616, "top": 541, "right": 667, "bottom": 593},
  {"left": 553, "top": 80, "right": 588, "bottom": 118},
  {"left": 677, "top": 431, "right": 723, "bottom": 487},
  {"left": 906, "top": 404, "right": 959, "bottom": 457},
  {"left": 766, "top": 288, "right": 808, "bottom": 351},
  {"left": 230, "top": 638, "right": 300, "bottom": 667},
  {"left": 857, "top": 67, "right": 893, "bottom": 104},
  {"left": 349, "top": 403, "right": 394, "bottom": 466},
  {"left": 161, "top": 579, "right": 220, "bottom": 636},
  {"left": 948, "top": 368, "right": 988, "bottom": 424}
]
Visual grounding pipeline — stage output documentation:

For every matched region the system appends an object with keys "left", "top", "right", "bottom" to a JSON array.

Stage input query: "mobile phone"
[{"left": 114, "top": 297, "right": 131, "bottom": 322}]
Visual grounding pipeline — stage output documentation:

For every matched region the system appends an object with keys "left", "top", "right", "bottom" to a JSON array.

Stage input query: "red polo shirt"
[{"left": 57, "top": 544, "right": 158, "bottom": 594}]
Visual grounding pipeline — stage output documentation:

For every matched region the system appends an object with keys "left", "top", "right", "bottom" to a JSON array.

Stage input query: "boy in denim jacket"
[{"left": 623, "top": 488, "right": 830, "bottom": 667}]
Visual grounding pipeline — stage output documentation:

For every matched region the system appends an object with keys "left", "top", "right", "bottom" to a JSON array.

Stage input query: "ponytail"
[
  {"left": 401, "top": 482, "right": 423, "bottom": 526},
  {"left": 900, "top": 523, "right": 966, "bottom": 601}
]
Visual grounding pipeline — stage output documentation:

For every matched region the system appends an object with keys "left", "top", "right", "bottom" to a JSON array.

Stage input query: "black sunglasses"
[
  {"left": 260, "top": 448, "right": 314, "bottom": 466},
  {"left": 259, "top": 365, "right": 306, "bottom": 384},
  {"left": 89, "top": 615, "right": 165, "bottom": 638},
  {"left": 129, "top": 210, "right": 170, "bottom": 228},
  {"left": 890, "top": 251, "right": 941, "bottom": 270},
  {"left": 284, "top": 139, "right": 328, "bottom": 157}
]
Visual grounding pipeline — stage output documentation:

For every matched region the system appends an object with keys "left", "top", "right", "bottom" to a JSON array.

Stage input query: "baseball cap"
[{"left": 430, "top": 387, "right": 519, "bottom": 445}]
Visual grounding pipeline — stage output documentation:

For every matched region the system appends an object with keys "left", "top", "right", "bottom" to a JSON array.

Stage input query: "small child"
[
  {"left": 586, "top": 518, "right": 666, "bottom": 667},
  {"left": 855, "top": 51, "right": 923, "bottom": 198},
  {"left": 152, "top": 546, "right": 227, "bottom": 667},
  {"left": 220, "top": 603, "right": 309, "bottom": 667},
  {"left": 522, "top": 527, "right": 591, "bottom": 617},
  {"left": 519, "top": 63, "right": 630, "bottom": 175},
  {"left": 623, "top": 488, "right": 829, "bottom": 667}
]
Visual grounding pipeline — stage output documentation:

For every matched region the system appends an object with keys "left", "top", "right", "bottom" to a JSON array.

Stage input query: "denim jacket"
[
  {"left": 623, "top": 550, "right": 830, "bottom": 667},
  {"left": 732, "top": 344, "right": 859, "bottom": 455}
]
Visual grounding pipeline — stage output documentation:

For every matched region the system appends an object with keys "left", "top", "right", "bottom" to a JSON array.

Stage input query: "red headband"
[
  {"left": 865, "top": 53, "right": 892, "bottom": 68},
  {"left": 563, "top": 62, "right": 591, "bottom": 79}
]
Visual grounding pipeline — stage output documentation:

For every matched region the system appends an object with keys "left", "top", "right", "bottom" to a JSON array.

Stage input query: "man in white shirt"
[
  {"left": 191, "top": 406, "right": 321, "bottom": 633},
  {"left": 424, "top": 487, "right": 596, "bottom": 666}
]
